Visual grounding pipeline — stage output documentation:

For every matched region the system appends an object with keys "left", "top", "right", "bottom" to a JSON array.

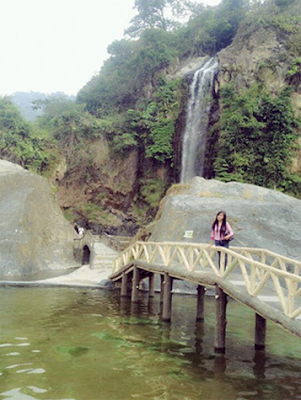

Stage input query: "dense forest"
[{"left": 1, "top": 0, "right": 300, "bottom": 233}]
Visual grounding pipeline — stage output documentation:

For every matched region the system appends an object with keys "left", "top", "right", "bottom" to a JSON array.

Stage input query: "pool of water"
[
  {"left": 0, "top": 287, "right": 300, "bottom": 400},
  {"left": 0, "top": 269, "right": 78, "bottom": 282}
]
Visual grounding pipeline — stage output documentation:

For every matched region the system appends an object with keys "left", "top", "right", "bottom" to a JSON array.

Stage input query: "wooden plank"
[
  {"left": 251, "top": 271, "right": 271, "bottom": 296},
  {"left": 178, "top": 247, "right": 190, "bottom": 270},
  {"left": 222, "top": 259, "right": 239, "bottom": 278},
  {"left": 238, "top": 259, "right": 251, "bottom": 291},
  {"left": 271, "top": 274, "right": 287, "bottom": 313},
  {"left": 220, "top": 251, "right": 226, "bottom": 274},
  {"left": 291, "top": 306, "right": 301, "bottom": 319},
  {"left": 142, "top": 244, "right": 150, "bottom": 262},
  {"left": 202, "top": 249, "right": 220, "bottom": 275},
  {"left": 250, "top": 265, "right": 256, "bottom": 293}
]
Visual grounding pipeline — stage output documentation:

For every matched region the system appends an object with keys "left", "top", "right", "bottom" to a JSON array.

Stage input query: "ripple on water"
[
  {"left": 27, "top": 386, "right": 47, "bottom": 394},
  {"left": 0, "top": 388, "right": 48, "bottom": 400},
  {"left": 5, "top": 363, "right": 32, "bottom": 370},
  {"left": 16, "top": 368, "right": 46, "bottom": 374}
]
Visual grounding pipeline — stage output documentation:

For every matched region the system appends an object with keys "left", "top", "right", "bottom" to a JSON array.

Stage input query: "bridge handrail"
[
  {"left": 112, "top": 241, "right": 301, "bottom": 319},
  {"left": 73, "top": 231, "right": 95, "bottom": 252},
  {"left": 113, "top": 241, "right": 301, "bottom": 272}
]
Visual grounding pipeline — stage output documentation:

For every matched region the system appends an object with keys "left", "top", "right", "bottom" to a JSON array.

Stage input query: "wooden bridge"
[{"left": 110, "top": 241, "right": 301, "bottom": 353}]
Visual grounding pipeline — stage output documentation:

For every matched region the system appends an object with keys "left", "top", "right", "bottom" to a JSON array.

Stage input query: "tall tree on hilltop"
[{"left": 125, "top": 0, "right": 198, "bottom": 38}]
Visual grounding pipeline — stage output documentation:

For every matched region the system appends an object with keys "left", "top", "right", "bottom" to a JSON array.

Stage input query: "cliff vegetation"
[{"left": 1, "top": 0, "right": 300, "bottom": 234}]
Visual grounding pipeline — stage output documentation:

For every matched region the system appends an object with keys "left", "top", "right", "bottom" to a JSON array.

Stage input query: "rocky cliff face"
[
  {"left": 0, "top": 160, "right": 77, "bottom": 278},
  {"left": 56, "top": 138, "right": 138, "bottom": 211},
  {"left": 218, "top": 27, "right": 289, "bottom": 92},
  {"left": 52, "top": 3, "right": 300, "bottom": 234},
  {"left": 53, "top": 137, "right": 146, "bottom": 235},
  {"left": 151, "top": 177, "right": 301, "bottom": 260},
  {"left": 217, "top": 2, "right": 301, "bottom": 174}
]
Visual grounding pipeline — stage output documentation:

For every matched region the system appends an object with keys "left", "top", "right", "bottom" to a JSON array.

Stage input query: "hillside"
[
  {"left": 1, "top": 0, "right": 300, "bottom": 235},
  {"left": 11, "top": 91, "right": 75, "bottom": 121}
]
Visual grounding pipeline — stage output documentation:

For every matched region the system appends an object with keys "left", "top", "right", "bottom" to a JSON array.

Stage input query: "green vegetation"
[
  {"left": 241, "top": 0, "right": 300, "bottom": 55},
  {"left": 34, "top": 95, "right": 104, "bottom": 142},
  {"left": 0, "top": 96, "right": 57, "bottom": 174},
  {"left": 124, "top": 0, "right": 197, "bottom": 38},
  {"left": 112, "top": 78, "right": 184, "bottom": 162},
  {"left": 77, "top": 203, "right": 122, "bottom": 226},
  {"left": 77, "top": 0, "right": 251, "bottom": 118},
  {"left": 3, "top": 0, "right": 300, "bottom": 229},
  {"left": 286, "top": 57, "right": 301, "bottom": 77},
  {"left": 140, "top": 177, "right": 167, "bottom": 209},
  {"left": 214, "top": 84, "right": 300, "bottom": 195}
]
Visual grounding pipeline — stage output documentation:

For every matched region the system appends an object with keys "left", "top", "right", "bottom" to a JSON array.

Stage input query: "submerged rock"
[
  {"left": 151, "top": 177, "right": 301, "bottom": 260},
  {"left": 0, "top": 160, "right": 77, "bottom": 278}
]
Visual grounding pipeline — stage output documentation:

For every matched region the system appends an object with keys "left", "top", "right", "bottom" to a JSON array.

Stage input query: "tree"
[
  {"left": 0, "top": 96, "right": 55, "bottom": 173},
  {"left": 35, "top": 96, "right": 104, "bottom": 144},
  {"left": 124, "top": 0, "right": 197, "bottom": 38}
]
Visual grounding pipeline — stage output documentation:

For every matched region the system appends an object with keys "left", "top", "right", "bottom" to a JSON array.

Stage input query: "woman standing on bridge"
[{"left": 210, "top": 211, "right": 234, "bottom": 268}]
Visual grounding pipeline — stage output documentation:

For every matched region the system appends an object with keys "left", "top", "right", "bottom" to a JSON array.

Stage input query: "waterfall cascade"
[{"left": 180, "top": 57, "right": 218, "bottom": 183}]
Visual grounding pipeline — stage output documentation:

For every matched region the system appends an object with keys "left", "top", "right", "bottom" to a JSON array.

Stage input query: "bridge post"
[
  {"left": 255, "top": 313, "right": 266, "bottom": 350},
  {"left": 149, "top": 273, "right": 155, "bottom": 297},
  {"left": 214, "top": 286, "right": 227, "bottom": 354},
  {"left": 121, "top": 273, "right": 128, "bottom": 297},
  {"left": 162, "top": 273, "right": 173, "bottom": 322},
  {"left": 196, "top": 285, "right": 205, "bottom": 322},
  {"left": 131, "top": 266, "right": 140, "bottom": 303},
  {"left": 160, "top": 275, "right": 164, "bottom": 303}
]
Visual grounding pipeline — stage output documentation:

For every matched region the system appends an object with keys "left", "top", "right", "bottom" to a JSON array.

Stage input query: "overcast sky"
[{"left": 0, "top": 0, "right": 222, "bottom": 97}]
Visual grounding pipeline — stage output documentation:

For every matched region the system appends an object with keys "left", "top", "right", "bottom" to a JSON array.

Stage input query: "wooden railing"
[{"left": 112, "top": 241, "right": 301, "bottom": 320}]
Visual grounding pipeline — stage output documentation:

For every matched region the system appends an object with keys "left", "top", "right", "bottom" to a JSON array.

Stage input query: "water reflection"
[
  {"left": 194, "top": 321, "right": 204, "bottom": 356},
  {"left": 253, "top": 349, "right": 267, "bottom": 379},
  {"left": 0, "top": 287, "right": 300, "bottom": 400},
  {"left": 214, "top": 354, "right": 227, "bottom": 379}
]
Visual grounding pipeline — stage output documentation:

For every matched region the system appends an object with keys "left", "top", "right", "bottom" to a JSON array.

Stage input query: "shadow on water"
[{"left": 0, "top": 287, "right": 300, "bottom": 400}]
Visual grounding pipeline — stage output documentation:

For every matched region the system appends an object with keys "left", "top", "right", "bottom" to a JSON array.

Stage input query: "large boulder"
[
  {"left": 0, "top": 160, "right": 78, "bottom": 278},
  {"left": 150, "top": 177, "right": 301, "bottom": 260}
]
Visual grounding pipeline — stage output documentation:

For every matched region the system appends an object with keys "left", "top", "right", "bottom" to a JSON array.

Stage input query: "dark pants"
[{"left": 215, "top": 240, "right": 229, "bottom": 269}]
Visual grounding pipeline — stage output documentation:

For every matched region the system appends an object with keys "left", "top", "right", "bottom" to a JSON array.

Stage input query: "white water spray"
[{"left": 180, "top": 57, "right": 218, "bottom": 183}]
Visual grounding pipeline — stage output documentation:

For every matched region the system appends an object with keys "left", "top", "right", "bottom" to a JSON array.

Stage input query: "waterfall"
[{"left": 180, "top": 57, "right": 218, "bottom": 183}]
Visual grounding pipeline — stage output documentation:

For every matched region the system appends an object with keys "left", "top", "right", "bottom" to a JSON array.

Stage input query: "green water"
[{"left": 0, "top": 287, "right": 300, "bottom": 400}]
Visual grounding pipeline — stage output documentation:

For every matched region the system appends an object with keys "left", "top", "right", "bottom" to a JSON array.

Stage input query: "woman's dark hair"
[{"left": 212, "top": 211, "right": 227, "bottom": 236}]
